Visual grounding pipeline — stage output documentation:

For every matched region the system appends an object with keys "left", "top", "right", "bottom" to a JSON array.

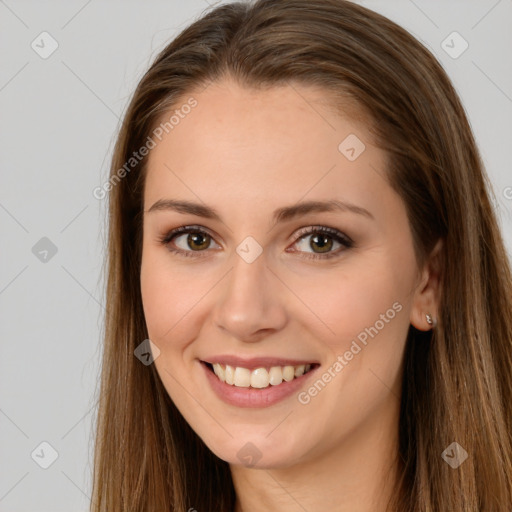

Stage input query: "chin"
[{"left": 203, "top": 429, "right": 311, "bottom": 469}]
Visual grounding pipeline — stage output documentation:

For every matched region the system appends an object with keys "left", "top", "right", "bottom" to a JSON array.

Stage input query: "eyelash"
[{"left": 157, "top": 225, "right": 354, "bottom": 261}]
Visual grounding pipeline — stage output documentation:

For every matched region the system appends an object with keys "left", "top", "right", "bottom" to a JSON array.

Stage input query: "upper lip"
[{"left": 201, "top": 355, "right": 319, "bottom": 370}]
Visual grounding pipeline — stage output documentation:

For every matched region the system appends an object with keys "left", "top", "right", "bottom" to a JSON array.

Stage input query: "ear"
[{"left": 409, "top": 239, "right": 443, "bottom": 331}]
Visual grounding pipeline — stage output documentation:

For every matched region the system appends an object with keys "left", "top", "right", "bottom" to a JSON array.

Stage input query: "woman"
[{"left": 91, "top": 0, "right": 512, "bottom": 510}]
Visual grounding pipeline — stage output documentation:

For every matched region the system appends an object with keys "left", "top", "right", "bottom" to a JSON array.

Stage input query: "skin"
[{"left": 140, "top": 78, "right": 441, "bottom": 512}]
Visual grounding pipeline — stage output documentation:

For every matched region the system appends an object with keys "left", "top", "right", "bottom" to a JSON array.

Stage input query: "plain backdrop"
[{"left": 1, "top": 1, "right": 511, "bottom": 510}]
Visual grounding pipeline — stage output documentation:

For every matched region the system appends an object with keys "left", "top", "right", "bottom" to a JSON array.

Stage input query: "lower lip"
[{"left": 201, "top": 361, "right": 317, "bottom": 408}]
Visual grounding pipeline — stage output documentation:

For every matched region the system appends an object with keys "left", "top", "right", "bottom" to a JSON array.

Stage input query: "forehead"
[{"left": 144, "top": 79, "right": 389, "bottom": 212}]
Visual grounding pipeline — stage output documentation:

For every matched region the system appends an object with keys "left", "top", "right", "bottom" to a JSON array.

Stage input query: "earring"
[{"left": 426, "top": 313, "right": 434, "bottom": 326}]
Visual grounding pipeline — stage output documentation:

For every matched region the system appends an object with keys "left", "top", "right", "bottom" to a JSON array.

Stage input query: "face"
[{"left": 140, "top": 78, "right": 431, "bottom": 469}]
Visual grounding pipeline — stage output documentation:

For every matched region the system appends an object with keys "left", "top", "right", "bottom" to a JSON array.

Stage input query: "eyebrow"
[{"left": 146, "top": 198, "right": 374, "bottom": 223}]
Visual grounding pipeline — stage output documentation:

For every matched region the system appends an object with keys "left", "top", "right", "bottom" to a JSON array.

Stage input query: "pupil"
[
  {"left": 311, "top": 234, "right": 332, "bottom": 253},
  {"left": 188, "top": 232, "right": 209, "bottom": 250}
]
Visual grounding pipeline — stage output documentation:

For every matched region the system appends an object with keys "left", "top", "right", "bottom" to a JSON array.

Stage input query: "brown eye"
[
  {"left": 308, "top": 233, "right": 333, "bottom": 253},
  {"left": 172, "top": 230, "right": 214, "bottom": 252},
  {"left": 185, "top": 232, "right": 211, "bottom": 251},
  {"left": 289, "top": 226, "right": 353, "bottom": 260},
  {"left": 160, "top": 225, "right": 352, "bottom": 261},
  {"left": 159, "top": 225, "right": 221, "bottom": 258}
]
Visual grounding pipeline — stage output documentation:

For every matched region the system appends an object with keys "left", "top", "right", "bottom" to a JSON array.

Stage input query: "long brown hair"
[{"left": 90, "top": 1, "right": 512, "bottom": 510}]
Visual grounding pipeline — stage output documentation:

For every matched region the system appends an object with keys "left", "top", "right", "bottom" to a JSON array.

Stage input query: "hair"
[{"left": 90, "top": 0, "right": 512, "bottom": 510}]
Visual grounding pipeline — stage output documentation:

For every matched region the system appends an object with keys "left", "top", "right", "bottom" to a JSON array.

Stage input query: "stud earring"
[{"left": 426, "top": 313, "right": 434, "bottom": 326}]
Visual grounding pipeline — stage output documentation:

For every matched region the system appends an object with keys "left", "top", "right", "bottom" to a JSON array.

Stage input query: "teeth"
[
  {"left": 294, "top": 364, "right": 305, "bottom": 377},
  {"left": 268, "top": 366, "right": 283, "bottom": 386},
  {"left": 213, "top": 363, "right": 225, "bottom": 382},
  {"left": 225, "top": 364, "right": 235, "bottom": 385},
  {"left": 283, "top": 366, "right": 295, "bottom": 382},
  {"left": 250, "top": 368, "right": 269, "bottom": 388},
  {"left": 210, "top": 363, "right": 314, "bottom": 389},
  {"left": 234, "top": 367, "right": 251, "bottom": 387}
]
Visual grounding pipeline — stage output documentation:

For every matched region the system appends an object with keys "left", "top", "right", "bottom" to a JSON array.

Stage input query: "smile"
[{"left": 205, "top": 362, "right": 316, "bottom": 389}]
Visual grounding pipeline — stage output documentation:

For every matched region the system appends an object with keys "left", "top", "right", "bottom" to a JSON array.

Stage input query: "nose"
[{"left": 212, "top": 249, "right": 288, "bottom": 343}]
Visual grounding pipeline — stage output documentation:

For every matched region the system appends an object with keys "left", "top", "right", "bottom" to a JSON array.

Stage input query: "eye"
[
  {"left": 287, "top": 226, "right": 353, "bottom": 260},
  {"left": 158, "top": 224, "right": 353, "bottom": 260},
  {"left": 158, "top": 225, "right": 220, "bottom": 258}
]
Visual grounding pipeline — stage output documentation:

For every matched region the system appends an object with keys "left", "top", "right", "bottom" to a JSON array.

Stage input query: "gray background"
[{"left": 1, "top": 1, "right": 511, "bottom": 510}]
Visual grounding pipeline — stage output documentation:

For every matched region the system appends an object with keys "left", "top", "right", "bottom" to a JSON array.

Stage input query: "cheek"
[
  {"left": 140, "top": 256, "right": 171, "bottom": 341},
  {"left": 289, "top": 251, "right": 415, "bottom": 427},
  {"left": 295, "top": 259, "right": 411, "bottom": 355},
  {"left": 293, "top": 266, "right": 410, "bottom": 436},
  {"left": 140, "top": 246, "right": 222, "bottom": 351},
  {"left": 140, "top": 248, "right": 191, "bottom": 343}
]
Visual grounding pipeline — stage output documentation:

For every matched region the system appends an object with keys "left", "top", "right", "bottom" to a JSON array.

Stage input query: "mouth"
[{"left": 201, "top": 361, "right": 319, "bottom": 389}]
